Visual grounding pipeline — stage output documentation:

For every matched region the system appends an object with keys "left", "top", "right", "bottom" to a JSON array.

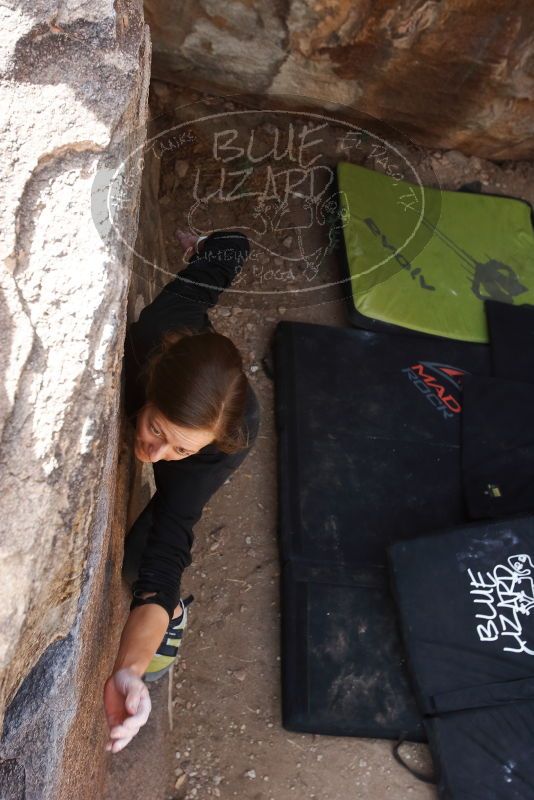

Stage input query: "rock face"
[
  {"left": 102, "top": 103, "right": 184, "bottom": 800},
  {"left": 145, "top": 0, "right": 534, "bottom": 160},
  {"left": 0, "top": 1, "right": 151, "bottom": 798}
]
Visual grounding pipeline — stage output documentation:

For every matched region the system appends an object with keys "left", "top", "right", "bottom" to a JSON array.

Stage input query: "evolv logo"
[{"left": 402, "top": 361, "right": 467, "bottom": 419}]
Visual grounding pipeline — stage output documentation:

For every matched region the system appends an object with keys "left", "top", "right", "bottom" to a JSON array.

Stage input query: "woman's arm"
[
  {"left": 123, "top": 231, "right": 251, "bottom": 422},
  {"left": 103, "top": 442, "right": 256, "bottom": 753},
  {"left": 113, "top": 602, "right": 169, "bottom": 675},
  {"left": 103, "top": 603, "right": 169, "bottom": 753},
  {"left": 102, "top": 454, "right": 231, "bottom": 754},
  {"left": 133, "top": 231, "right": 250, "bottom": 338}
]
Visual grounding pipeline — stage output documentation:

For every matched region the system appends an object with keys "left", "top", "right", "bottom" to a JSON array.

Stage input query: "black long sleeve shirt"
[{"left": 123, "top": 231, "right": 259, "bottom": 621}]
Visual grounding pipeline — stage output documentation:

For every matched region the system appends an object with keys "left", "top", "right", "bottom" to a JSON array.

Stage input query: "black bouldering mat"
[
  {"left": 275, "top": 321, "right": 490, "bottom": 564},
  {"left": 461, "top": 375, "right": 534, "bottom": 520},
  {"left": 425, "top": 703, "right": 534, "bottom": 800},
  {"left": 281, "top": 560, "right": 425, "bottom": 740},
  {"left": 486, "top": 299, "right": 534, "bottom": 381},
  {"left": 389, "top": 515, "right": 534, "bottom": 799},
  {"left": 273, "top": 320, "right": 491, "bottom": 739}
]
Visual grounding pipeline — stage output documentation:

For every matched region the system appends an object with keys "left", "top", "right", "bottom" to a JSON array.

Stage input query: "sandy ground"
[{"left": 105, "top": 83, "right": 534, "bottom": 800}]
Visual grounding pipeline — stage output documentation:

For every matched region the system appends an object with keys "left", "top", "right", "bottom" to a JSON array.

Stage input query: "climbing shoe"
[{"left": 143, "top": 594, "right": 194, "bottom": 683}]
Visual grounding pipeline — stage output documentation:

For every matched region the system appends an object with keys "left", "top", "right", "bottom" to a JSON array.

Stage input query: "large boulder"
[
  {"left": 0, "top": 1, "right": 151, "bottom": 797},
  {"left": 146, "top": 0, "right": 534, "bottom": 159}
]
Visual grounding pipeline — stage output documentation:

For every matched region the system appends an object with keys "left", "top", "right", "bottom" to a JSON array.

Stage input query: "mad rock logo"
[
  {"left": 468, "top": 554, "right": 534, "bottom": 657},
  {"left": 402, "top": 361, "right": 466, "bottom": 419}
]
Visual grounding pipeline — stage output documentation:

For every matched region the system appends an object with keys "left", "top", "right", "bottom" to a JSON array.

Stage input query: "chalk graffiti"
[{"left": 467, "top": 554, "right": 534, "bottom": 656}]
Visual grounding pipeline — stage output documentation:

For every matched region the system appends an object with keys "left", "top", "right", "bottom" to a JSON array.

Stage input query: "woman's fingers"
[
  {"left": 175, "top": 229, "right": 199, "bottom": 251},
  {"left": 125, "top": 683, "right": 146, "bottom": 714},
  {"left": 106, "top": 726, "right": 136, "bottom": 752},
  {"left": 103, "top": 675, "right": 126, "bottom": 728},
  {"left": 109, "top": 736, "right": 132, "bottom": 754},
  {"left": 125, "top": 689, "right": 141, "bottom": 715},
  {"left": 106, "top": 670, "right": 152, "bottom": 753},
  {"left": 104, "top": 668, "right": 152, "bottom": 753},
  {"left": 109, "top": 721, "right": 140, "bottom": 739},
  {"left": 132, "top": 688, "right": 151, "bottom": 726},
  {"left": 109, "top": 705, "right": 147, "bottom": 737},
  {"left": 125, "top": 685, "right": 151, "bottom": 725}
]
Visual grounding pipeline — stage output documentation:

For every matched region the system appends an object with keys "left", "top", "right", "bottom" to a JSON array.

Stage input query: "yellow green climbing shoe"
[{"left": 143, "top": 595, "right": 193, "bottom": 683}]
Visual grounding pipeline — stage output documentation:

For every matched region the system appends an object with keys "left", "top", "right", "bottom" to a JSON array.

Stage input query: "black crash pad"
[
  {"left": 281, "top": 560, "right": 424, "bottom": 739},
  {"left": 389, "top": 515, "right": 534, "bottom": 799},
  {"left": 486, "top": 300, "right": 534, "bottom": 382},
  {"left": 273, "top": 320, "right": 490, "bottom": 739},
  {"left": 462, "top": 376, "right": 534, "bottom": 520}
]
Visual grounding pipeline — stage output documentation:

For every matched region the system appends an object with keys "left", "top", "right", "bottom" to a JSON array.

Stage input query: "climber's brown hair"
[{"left": 139, "top": 326, "right": 251, "bottom": 455}]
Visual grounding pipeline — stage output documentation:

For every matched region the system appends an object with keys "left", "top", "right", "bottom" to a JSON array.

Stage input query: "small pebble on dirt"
[{"left": 175, "top": 773, "right": 187, "bottom": 791}]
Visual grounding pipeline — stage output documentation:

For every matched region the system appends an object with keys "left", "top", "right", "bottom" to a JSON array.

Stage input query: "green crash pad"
[{"left": 337, "top": 162, "right": 534, "bottom": 343}]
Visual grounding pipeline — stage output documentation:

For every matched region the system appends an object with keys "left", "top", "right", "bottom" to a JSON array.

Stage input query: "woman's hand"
[
  {"left": 175, "top": 229, "right": 207, "bottom": 260},
  {"left": 103, "top": 667, "right": 151, "bottom": 753},
  {"left": 104, "top": 603, "right": 168, "bottom": 752}
]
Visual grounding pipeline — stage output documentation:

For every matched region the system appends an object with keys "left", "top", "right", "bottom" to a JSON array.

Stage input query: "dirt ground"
[{"left": 105, "top": 83, "right": 534, "bottom": 800}]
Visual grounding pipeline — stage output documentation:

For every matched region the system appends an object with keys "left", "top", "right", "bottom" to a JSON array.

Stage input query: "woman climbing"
[{"left": 103, "top": 230, "right": 259, "bottom": 753}]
